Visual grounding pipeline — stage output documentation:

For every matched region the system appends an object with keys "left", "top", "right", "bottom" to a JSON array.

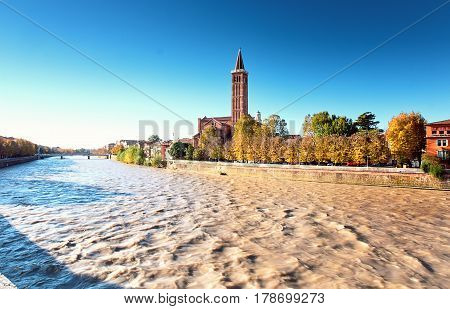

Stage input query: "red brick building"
[
  {"left": 193, "top": 49, "right": 249, "bottom": 146},
  {"left": 425, "top": 119, "right": 450, "bottom": 167}
]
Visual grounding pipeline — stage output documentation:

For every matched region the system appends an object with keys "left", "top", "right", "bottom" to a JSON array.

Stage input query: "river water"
[{"left": 0, "top": 157, "right": 448, "bottom": 288}]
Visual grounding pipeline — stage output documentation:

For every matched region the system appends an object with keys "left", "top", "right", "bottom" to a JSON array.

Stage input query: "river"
[{"left": 0, "top": 157, "right": 448, "bottom": 288}]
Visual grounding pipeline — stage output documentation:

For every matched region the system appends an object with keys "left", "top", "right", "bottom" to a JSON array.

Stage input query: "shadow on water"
[{"left": 0, "top": 215, "right": 121, "bottom": 288}]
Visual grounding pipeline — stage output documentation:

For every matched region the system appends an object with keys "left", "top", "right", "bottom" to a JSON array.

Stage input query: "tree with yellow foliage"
[
  {"left": 350, "top": 131, "right": 391, "bottom": 165},
  {"left": 223, "top": 140, "right": 235, "bottom": 161},
  {"left": 248, "top": 122, "right": 274, "bottom": 163},
  {"left": 350, "top": 132, "right": 368, "bottom": 165},
  {"left": 232, "top": 115, "right": 257, "bottom": 162},
  {"left": 367, "top": 132, "right": 390, "bottom": 164},
  {"left": 314, "top": 136, "right": 331, "bottom": 164},
  {"left": 284, "top": 137, "right": 301, "bottom": 164},
  {"left": 257, "top": 124, "right": 272, "bottom": 163},
  {"left": 199, "top": 126, "right": 223, "bottom": 160},
  {"left": 246, "top": 122, "right": 261, "bottom": 162},
  {"left": 299, "top": 136, "right": 315, "bottom": 163},
  {"left": 386, "top": 112, "right": 426, "bottom": 165},
  {"left": 269, "top": 136, "right": 285, "bottom": 163},
  {"left": 328, "top": 135, "right": 350, "bottom": 165}
]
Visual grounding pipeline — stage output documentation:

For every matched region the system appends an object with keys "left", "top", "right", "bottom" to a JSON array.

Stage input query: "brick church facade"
[{"left": 193, "top": 49, "right": 249, "bottom": 146}]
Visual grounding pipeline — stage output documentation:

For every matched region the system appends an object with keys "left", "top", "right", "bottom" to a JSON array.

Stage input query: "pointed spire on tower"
[{"left": 234, "top": 48, "right": 245, "bottom": 71}]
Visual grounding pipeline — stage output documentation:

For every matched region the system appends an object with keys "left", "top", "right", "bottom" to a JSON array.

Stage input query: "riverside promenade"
[
  {"left": 0, "top": 155, "right": 62, "bottom": 169},
  {"left": 0, "top": 156, "right": 38, "bottom": 168},
  {"left": 168, "top": 160, "right": 450, "bottom": 190}
]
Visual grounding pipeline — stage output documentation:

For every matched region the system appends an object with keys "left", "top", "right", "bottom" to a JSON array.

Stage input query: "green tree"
[
  {"left": 421, "top": 154, "right": 445, "bottom": 179},
  {"left": 311, "top": 111, "right": 355, "bottom": 136},
  {"left": 332, "top": 116, "right": 356, "bottom": 136},
  {"left": 311, "top": 111, "right": 333, "bottom": 136},
  {"left": 148, "top": 134, "right": 161, "bottom": 144},
  {"left": 354, "top": 112, "right": 380, "bottom": 132},
  {"left": 264, "top": 114, "right": 289, "bottom": 137},
  {"left": 185, "top": 144, "right": 194, "bottom": 160},
  {"left": 168, "top": 141, "right": 187, "bottom": 159},
  {"left": 117, "top": 146, "right": 145, "bottom": 165}
]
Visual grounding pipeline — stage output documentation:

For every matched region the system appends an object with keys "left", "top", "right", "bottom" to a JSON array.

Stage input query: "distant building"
[
  {"left": 193, "top": 49, "right": 249, "bottom": 147},
  {"left": 177, "top": 138, "right": 193, "bottom": 145},
  {"left": 138, "top": 141, "right": 152, "bottom": 158},
  {"left": 114, "top": 139, "right": 173, "bottom": 161},
  {"left": 160, "top": 140, "right": 172, "bottom": 161},
  {"left": 117, "top": 140, "right": 139, "bottom": 148},
  {"left": 255, "top": 111, "right": 262, "bottom": 123},
  {"left": 144, "top": 140, "right": 173, "bottom": 161},
  {"left": 425, "top": 119, "right": 449, "bottom": 167}
]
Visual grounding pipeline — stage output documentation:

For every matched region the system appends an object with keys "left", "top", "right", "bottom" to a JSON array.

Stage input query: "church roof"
[
  {"left": 234, "top": 48, "right": 245, "bottom": 71},
  {"left": 201, "top": 117, "right": 232, "bottom": 128}
]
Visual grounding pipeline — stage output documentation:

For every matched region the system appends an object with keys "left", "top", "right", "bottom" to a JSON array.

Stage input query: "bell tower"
[{"left": 231, "top": 49, "right": 248, "bottom": 125}]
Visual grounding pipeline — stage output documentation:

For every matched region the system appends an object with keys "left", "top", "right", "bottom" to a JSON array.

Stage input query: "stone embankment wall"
[
  {"left": 168, "top": 160, "right": 449, "bottom": 190},
  {"left": 0, "top": 156, "right": 38, "bottom": 168}
]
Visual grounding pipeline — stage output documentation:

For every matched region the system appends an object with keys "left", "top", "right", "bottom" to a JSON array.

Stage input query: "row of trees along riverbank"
[
  {"left": 169, "top": 112, "right": 446, "bottom": 178},
  {"left": 0, "top": 135, "right": 110, "bottom": 159},
  {"left": 0, "top": 137, "right": 37, "bottom": 159}
]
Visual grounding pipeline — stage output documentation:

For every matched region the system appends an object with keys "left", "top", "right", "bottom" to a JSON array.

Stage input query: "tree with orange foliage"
[
  {"left": 111, "top": 144, "right": 124, "bottom": 155},
  {"left": 386, "top": 112, "right": 426, "bottom": 165}
]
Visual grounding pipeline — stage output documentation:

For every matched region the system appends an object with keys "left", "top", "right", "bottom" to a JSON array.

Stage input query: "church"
[{"left": 193, "top": 49, "right": 253, "bottom": 147}]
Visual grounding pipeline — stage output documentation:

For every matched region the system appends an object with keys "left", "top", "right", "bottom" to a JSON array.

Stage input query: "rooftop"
[{"left": 426, "top": 119, "right": 450, "bottom": 126}]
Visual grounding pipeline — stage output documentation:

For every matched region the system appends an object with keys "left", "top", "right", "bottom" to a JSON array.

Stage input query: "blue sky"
[{"left": 1, "top": 0, "right": 449, "bottom": 148}]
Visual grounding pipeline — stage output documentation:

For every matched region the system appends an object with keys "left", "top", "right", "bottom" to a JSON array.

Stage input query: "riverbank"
[
  {"left": 168, "top": 160, "right": 450, "bottom": 190},
  {"left": 0, "top": 274, "right": 16, "bottom": 289},
  {"left": 0, "top": 156, "right": 39, "bottom": 168}
]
